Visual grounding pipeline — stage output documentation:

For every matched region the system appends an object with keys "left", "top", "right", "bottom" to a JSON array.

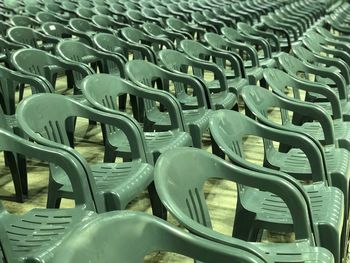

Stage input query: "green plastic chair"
[
  {"left": 10, "top": 14, "right": 41, "bottom": 28},
  {"left": 125, "top": 59, "right": 212, "bottom": 148},
  {"left": 56, "top": 39, "right": 126, "bottom": 78},
  {"left": 166, "top": 3, "right": 190, "bottom": 21},
  {"left": 241, "top": 85, "right": 350, "bottom": 261},
  {"left": 278, "top": 53, "right": 350, "bottom": 121},
  {"left": 302, "top": 31, "right": 350, "bottom": 70},
  {"left": 203, "top": 32, "right": 264, "bottom": 86},
  {"left": 160, "top": 4, "right": 189, "bottom": 22},
  {"left": 80, "top": 73, "right": 193, "bottom": 159},
  {"left": 41, "top": 22, "right": 93, "bottom": 46},
  {"left": 191, "top": 12, "right": 220, "bottom": 33},
  {"left": 0, "top": 66, "right": 52, "bottom": 202},
  {"left": 221, "top": 26, "right": 276, "bottom": 69},
  {"left": 16, "top": 93, "right": 155, "bottom": 214},
  {"left": 180, "top": 39, "right": 248, "bottom": 98},
  {"left": 0, "top": 128, "right": 98, "bottom": 262},
  {"left": 237, "top": 22, "right": 281, "bottom": 59},
  {"left": 11, "top": 48, "right": 92, "bottom": 95},
  {"left": 120, "top": 26, "right": 174, "bottom": 55},
  {"left": 141, "top": 7, "right": 166, "bottom": 26},
  {"left": 158, "top": 49, "right": 238, "bottom": 111},
  {"left": 259, "top": 16, "right": 293, "bottom": 52},
  {"left": 91, "top": 14, "right": 128, "bottom": 33},
  {"left": 7, "top": 26, "right": 59, "bottom": 52},
  {"left": 24, "top": 4, "right": 43, "bottom": 17},
  {"left": 142, "top": 22, "right": 187, "bottom": 50},
  {"left": 209, "top": 108, "right": 344, "bottom": 262},
  {"left": 35, "top": 11, "right": 69, "bottom": 24},
  {"left": 264, "top": 68, "right": 350, "bottom": 152},
  {"left": 166, "top": 17, "right": 206, "bottom": 42},
  {"left": 69, "top": 18, "right": 111, "bottom": 42},
  {"left": 203, "top": 9, "right": 234, "bottom": 28},
  {"left": 76, "top": 6, "right": 96, "bottom": 20},
  {"left": 109, "top": 3, "right": 129, "bottom": 23},
  {"left": 93, "top": 32, "right": 156, "bottom": 63},
  {"left": 50, "top": 210, "right": 270, "bottom": 263},
  {"left": 154, "top": 147, "right": 335, "bottom": 263},
  {"left": 292, "top": 45, "right": 350, "bottom": 96}
]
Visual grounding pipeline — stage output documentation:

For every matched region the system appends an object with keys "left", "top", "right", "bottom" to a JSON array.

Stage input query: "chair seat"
[
  {"left": 107, "top": 128, "right": 193, "bottom": 159},
  {"left": 316, "top": 100, "right": 350, "bottom": 121},
  {"left": 241, "top": 183, "right": 343, "bottom": 233},
  {"left": 284, "top": 120, "right": 350, "bottom": 151},
  {"left": 205, "top": 77, "right": 249, "bottom": 96},
  {"left": 266, "top": 146, "right": 350, "bottom": 182},
  {"left": 255, "top": 241, "right": 334, "bottom": 262},
  {"left": 52, "top": 161, "right": 153, "bottom": 210},
  {"left": 2, "top": 208, "right": 95, "bottom": 260},
  {"left": 176, "top": 89, "right": 237, "bottom": 110}
]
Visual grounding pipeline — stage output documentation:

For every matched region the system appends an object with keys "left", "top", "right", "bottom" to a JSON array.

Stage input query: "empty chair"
[
  {"left": 16, "top": 93, "right": 155, "bottom": 214},
  {"left": 69, "top": 18, "right": 111, "bottom": 42},
  {"left": 120, "top": 26, "right": 174, "bottom": 55},
  {"left": 204, "top": 32, "right": 264, "bottom": 86},
  {"left": 125, "top": 59, "right": 212, "bottom": 148},
  {"left": 210, "top": 107, "right": 344, "bottom": 262},
  {"left": 91, "top": 14, "right": 128, "bottom": 33},
  {"left": 166, "top": 17, "right": 206, "bottom": 42},
  {"left": 93, "top": 32, "right": 157, "bottom": 63},
  {"left": 56, "top": 39, "right": 125, "bottom": 78},
  {"left": 11, "top": 48, "right": 92, "bottom": 95},
  {"left": 159, "top": 49, "right": 238, "bottom": 111},
  {"left": 35, "top": 11, "right": 69, "bottom": 24},
  {"left": 76, "top": 6, "right": 96, "bottom": 20},
  {"left": 0, "top": 128, "right": 97, "bottom": 262},
  {"left": 41, "top": 22, "right": 93, "bottom": 46},
  {"left": 142, "top": 22, "right": 187, "bottom": 49},
  {"left": 7, "top": 26, "right": 59, "bottom": 52},
  {"left": 154, "top": 147, "right": 335, "bottom": 263},
  {"left": 278, "top": 53, "right": 350, "bottom": 121},
  {"left": 180, "top": 39, "right": 248, "bottom": 98},
  {"left": 242, "top": 85, "right": 350, "bottom": 260},
  {"left": 264, "top": 68, "right": 350, "bottom": 152},
  {"left": 10, "top": 14, "right": 40, "bottom": 28},
  {"left": 221, "top": 27, "right": 276, "bottom": 69},
  {"left": 81, "top": 73, "right": 193, "bottom": 161}
]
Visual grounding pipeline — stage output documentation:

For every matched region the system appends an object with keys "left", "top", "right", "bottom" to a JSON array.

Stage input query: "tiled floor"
[{"left": 0, "top": 76, "right": 346, "bottom": 261}]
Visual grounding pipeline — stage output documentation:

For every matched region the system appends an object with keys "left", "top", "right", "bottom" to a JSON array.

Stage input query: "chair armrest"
[{"left": 240, "top": 34, "right": 271, "bottom": 58}]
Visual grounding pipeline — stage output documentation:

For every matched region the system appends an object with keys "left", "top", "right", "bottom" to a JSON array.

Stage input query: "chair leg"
[
  {"left": 148, "top": 182, "right": 167, "bottom": 220},
  {"left": 318, "top": 224, "right": 341, "bottom": 263},
  {"left": 103, "top": 147, "right": 118, "bottom": 163},
  {"left": 5, "top": 151, "right": 24, "bottom": 202},
  {"left": 232, "top": 200, "right": 257, "bottom": 241},
  {"left": 189, "top": 126, "right": 202, "bottom": 149},
  {"left": 211, "top": 133, "right": 225, "bottom": 159},
  {"left": 47, "top": 181, "right": 62, "bottom": 208}
]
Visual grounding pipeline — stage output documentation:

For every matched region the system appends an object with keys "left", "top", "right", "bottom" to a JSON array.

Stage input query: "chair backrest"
[
  {"left": 76, "top": 7, "right": 95, "bottom": 20},
  {"left": 7, "top": 26, "right": 40, "bottom": 48},
  {"left": 180, "top": 39, "right": 211, "bottom": 60},
  {"left": 10, "top": 15, "right": 40, "bottom": 28},
  {"left": 154, "top": 146, "right": 315, "bottom": 254},
  {"left": 93, "top": 33, "right": 129, "bottom": 59},
  {"left": 51, "top": 210, "right": 269, "bottom": 263}
]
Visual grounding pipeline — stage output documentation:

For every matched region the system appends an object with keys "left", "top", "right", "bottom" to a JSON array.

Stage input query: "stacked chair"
[{"left": 0, "top": 0, "right": 348, "bottom": 262}]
